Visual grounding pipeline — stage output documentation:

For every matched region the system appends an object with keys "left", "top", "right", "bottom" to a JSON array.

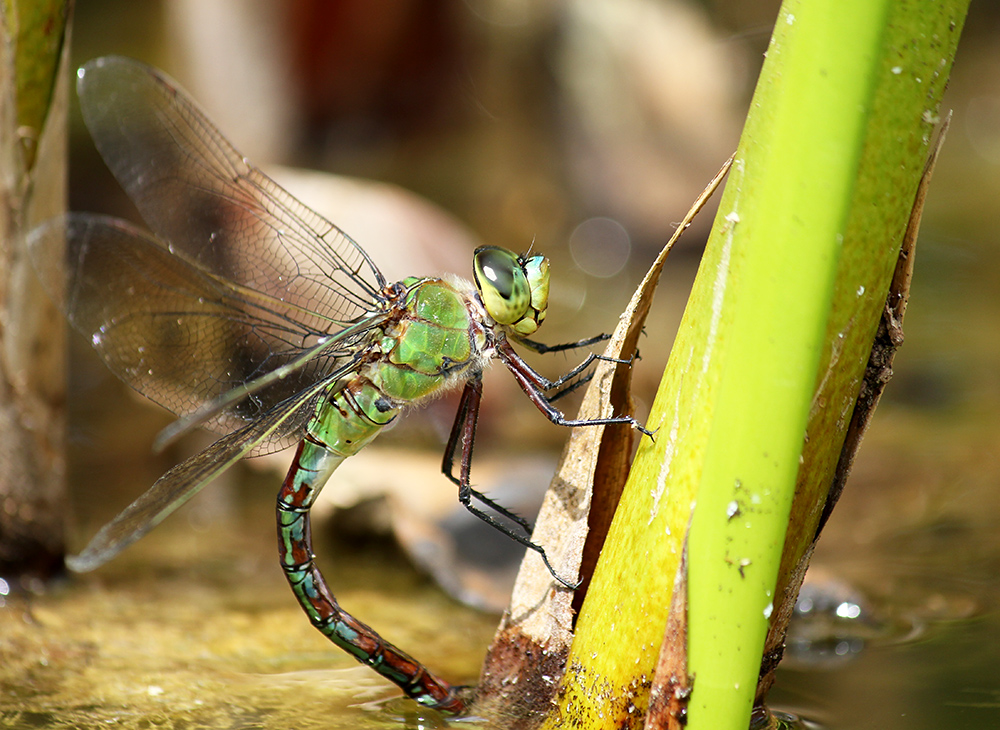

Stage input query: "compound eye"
[
  {"left": 473, "top": 246, "right": 530, "bottom": 325},
  {"left": 514, "top": 254, "right": 549, "bottom": 335}
]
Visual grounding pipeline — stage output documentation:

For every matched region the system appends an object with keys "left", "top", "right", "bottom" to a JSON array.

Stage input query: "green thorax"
[
  {"left": 307, "top": 277, "right": 486, "bottom": 459},
  {"left": 372, "top": 277, "right": 486, "bottom": 402}
]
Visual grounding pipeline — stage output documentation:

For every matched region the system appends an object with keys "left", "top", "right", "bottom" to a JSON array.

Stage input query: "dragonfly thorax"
[{"left": 472, "top": 246, "right": 549, "bottom": 337}]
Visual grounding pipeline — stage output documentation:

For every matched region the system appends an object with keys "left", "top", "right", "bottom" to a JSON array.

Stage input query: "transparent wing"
[
  {"left": 66, "top": 376, "right": 335, "bottom": 572},
  {"left": 76, "top": 55, "right": 385, "bottom": 330},
  {"left": 28, "top": 215, "right": 384, "bottom": 452}
]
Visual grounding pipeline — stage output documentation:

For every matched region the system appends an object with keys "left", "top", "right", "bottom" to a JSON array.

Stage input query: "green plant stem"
[{"left": 543, "top": 1, "right": 968, "bottom": 728}]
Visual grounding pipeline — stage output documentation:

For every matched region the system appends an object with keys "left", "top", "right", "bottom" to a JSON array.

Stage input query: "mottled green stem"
[{"left": 0, "top": 0, "right": 68, "bottom": 580}]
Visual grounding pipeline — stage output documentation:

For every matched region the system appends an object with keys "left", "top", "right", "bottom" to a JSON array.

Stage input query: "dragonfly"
[{"left": 29, "top": 56, "right": 647, "bottom": 713}]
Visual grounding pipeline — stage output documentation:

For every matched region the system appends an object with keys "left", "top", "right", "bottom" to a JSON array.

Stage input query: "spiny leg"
[
  {"left": 515, "top": 350, "right": 625, "bottom": 391},
  {"left": 544, "top": 369, "right": 594, "bottom": 403},
  {"left": 529, "top": 354, "right": 632, "bottom": 404},
  {"left": 441, "top": 375, "right": 580, "bottom": 589},
  {"left": 517, "top": 332, "right": 610, "bottom": 354},
  {"left": 497, "top": 340, "right": 653, "bottom": 437},
  {"left": 278, "top": 437, "right": 467, "bottom": 713},
  {"left": 441, "top": 375, "right": 532, "bottom": 534},
  {"left": 514, "top": 334, "right": 639, "bottom": 394}
]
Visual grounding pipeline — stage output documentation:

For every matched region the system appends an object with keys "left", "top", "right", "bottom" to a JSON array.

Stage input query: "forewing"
[
  {"left": 28, "top": 214, "right": 371, "bottom": 448},
  {"left": 76, "top": 55, "right": 384, "bottom": 331}
]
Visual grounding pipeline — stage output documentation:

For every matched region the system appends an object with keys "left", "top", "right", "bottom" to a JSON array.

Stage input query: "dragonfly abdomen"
[
  {"left": 276, "top": 439, "right": 466, "bottom": 711},
  {"left": 308, "top": 378, "right": 397, "bottom": 459}
]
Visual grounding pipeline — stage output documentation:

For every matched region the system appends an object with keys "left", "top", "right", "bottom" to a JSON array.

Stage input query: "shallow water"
[
  {"left": 771, "top": 412, "right": 1000, "bottom": 730},
  {"left": 0, "top": 477, "right": 498, "bottom": 729}
]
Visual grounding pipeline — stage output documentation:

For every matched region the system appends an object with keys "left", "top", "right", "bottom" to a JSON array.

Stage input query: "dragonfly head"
[{"left": 473, "top": 246, "right": 549, "bottom": 336}]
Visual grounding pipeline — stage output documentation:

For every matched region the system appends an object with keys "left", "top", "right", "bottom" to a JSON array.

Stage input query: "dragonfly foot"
[
  {"left": 632, "top": 418, "right": 656, "bottom": 440},
  {"left": 593, "top": 352, "right": 636, "bottom": 367},
  {"left": 535, "top": 547, "right": 581, "bottom": 589}
]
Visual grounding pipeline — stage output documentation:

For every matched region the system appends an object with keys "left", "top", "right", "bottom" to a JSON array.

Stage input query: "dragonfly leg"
[
  {"left": 513, "top": 336, "right": 638, "bottom": 393},
  {"left": 497, "top": 340, "right": 653, "bottom": 437},
  {"left": 541, "top": 350, "right": 640, "bottom": 402},
  {"left": 440, "top": 374, "right": 479, "bottom": 490},
  {"left": 278, "top": 438, "right": 467, "bottom": 713},
  {"left": 516, "top": 332, "right": 611, "bottom": 354},
  {"left": 441, "top": 376, "right": 533, "bottom": 534},
  {"left": 521, "top": 351, "right": 635, "bottom": 405},
  {"left": 544, "top": 369, "right": 595, "bottom": 403},
  {"left": 442, "top": 375, "right": 580, "bottom": 589}
]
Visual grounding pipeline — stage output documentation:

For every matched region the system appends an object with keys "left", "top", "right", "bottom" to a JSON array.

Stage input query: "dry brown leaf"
[{"left": 475, "top": 156, "right": 733, "bottom": 721}]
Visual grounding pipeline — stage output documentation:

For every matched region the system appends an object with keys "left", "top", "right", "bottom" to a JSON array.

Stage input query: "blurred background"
[{"left": 6, "top": 1, "right": 1000, "bottom": 728}]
